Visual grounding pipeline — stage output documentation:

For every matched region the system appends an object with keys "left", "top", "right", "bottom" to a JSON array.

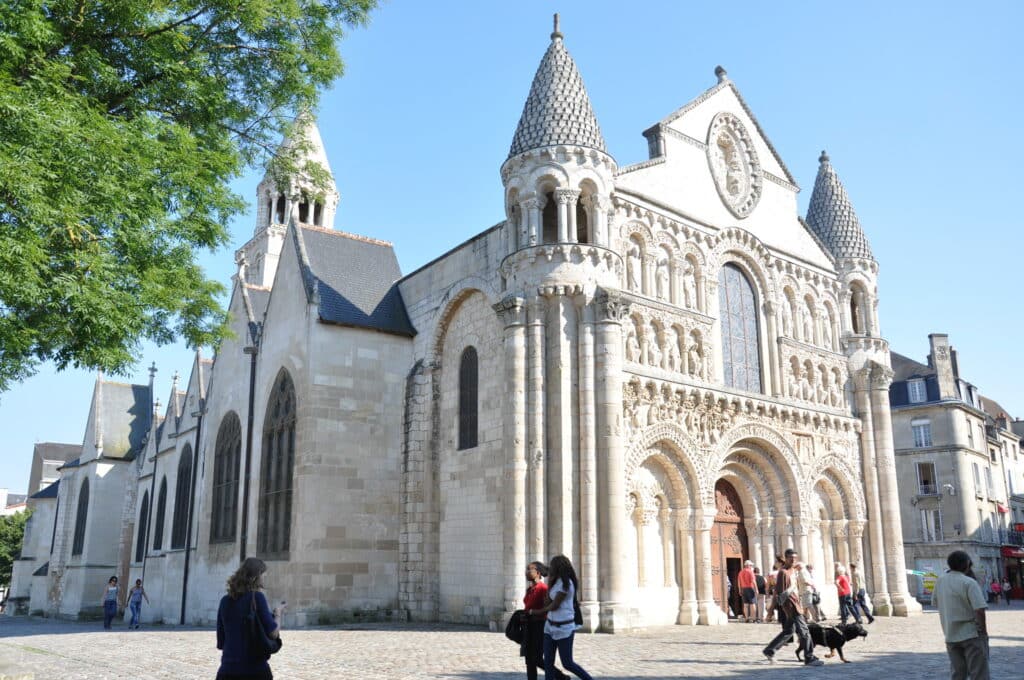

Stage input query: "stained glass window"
[
  {"left": 135, "top": 492, "right": 149, "bottom": 563},
  {"left": 211, "top": 412, "right": 242, "bottom": 543},
  {"left": 153, "top": 478, "right": 167, "bottom": 550},
  {"left": 458, "top": 347, "right": 479, "bottom": 450},
  {"left": 171, "top": 444, "right": 193, "bottom": 549},
  {"left": 258, "top": 370, "right": 296, "bottom": 558},
  {"left": 71, "top": 478, "right": 89, "bottom": 556},
  {"left": 719, "top": 264, "right": 762, "bottom": 393}
]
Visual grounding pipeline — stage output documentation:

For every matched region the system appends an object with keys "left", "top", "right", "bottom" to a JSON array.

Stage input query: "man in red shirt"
[
  {"left": 762, "top": 549, "right": 823, "bottom": 666},
  {"left": 737, "top": 560, "right": 757, "bottom": 622},
  {"left": 835, "top": 564, "right": 859, "bottom": 624}
]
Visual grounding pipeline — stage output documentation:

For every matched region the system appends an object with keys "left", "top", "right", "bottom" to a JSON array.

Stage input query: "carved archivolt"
[
  {"left": 711, "top": 423, "right": 806, "bottom": 515},
  {"left": 624, "top": 422, "right": 705, "bottom": 504},
  {"left": 428, "top": 284, "right": 499, "bottom": 361}
]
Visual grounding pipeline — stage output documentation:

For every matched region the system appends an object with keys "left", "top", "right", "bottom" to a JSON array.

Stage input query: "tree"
[
  {"left": 0, "top": 0, "right": 376, "bottom": 391},
  {"left": 0, "top": 508, "right": 31, "bottom": 589}
]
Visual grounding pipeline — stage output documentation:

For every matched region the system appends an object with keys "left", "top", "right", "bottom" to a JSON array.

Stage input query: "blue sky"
[{"left": 2, "top": 1, "right": 1021, "bottom": 493}]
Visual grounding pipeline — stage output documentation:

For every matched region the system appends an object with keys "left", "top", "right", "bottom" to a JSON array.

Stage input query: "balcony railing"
[
  {"left": 1005, "top": 530, "right": 1024, "bottom": 547},
  {"left": 917, "top": 484, "right": 939, "bottom": 496}
]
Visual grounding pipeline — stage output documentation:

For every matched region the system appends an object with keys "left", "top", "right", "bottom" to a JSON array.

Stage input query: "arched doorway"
[{"left": 711, "top": 479, "right": 748, "bottom": 618}]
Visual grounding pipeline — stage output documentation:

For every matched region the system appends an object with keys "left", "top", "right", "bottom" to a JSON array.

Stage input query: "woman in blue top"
[
  {"left": 100, "top": 576, "right": 119, "bottom": 629},
  {"left": 526, "top": 554, "right": 593, "bottom": 680},
  {"left": 216, "top": 558, "right": 284, "bottom": 680},
  {"left": 127, "top": 578, "right": 150, "bottom": 629}
]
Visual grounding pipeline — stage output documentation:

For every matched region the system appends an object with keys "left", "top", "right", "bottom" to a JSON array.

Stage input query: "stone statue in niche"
[
  {"left": 655, "top": 258, "right": 669, "bottom": 300},
  {"left": 800, "top": 365, "right": 815, "bottom": 401},
  {"left": 780, "top": 295, "right": 793, "bottom": 337},
  {"left": 788, "top": 362, "right": 802, "bottom": 398},
  {"left": 815, "top": 369, "right": 828, "bottom": 404},
  {"left": 801, "top": 305, "right": 814, "bottom": 344},
  {"left": 687, "top": 334, "right": 704, "bottom": 379},
  {"left": 627, "top": 244, "right": 642, "bottom": 292},
  {"left": 822, "top": 314, "right": 833, "bottom": 349},
  {"left": 682, "top": 260, "right": 697, "bottom": 309},
  {"left": 647, "top": 328, "right": 662, "bottom": 368},
  {"left": 625, "top": 328, "right": 641, "bottom": 363},
  {"left": 829, "top": 370, "right": 844, "bottom": 407},
  {"left": 664, "top": 327, "right": 680, "bottom": 372}
]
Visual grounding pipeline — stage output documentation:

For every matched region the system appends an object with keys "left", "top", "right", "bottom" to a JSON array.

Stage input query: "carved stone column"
[
  {"left": 760, "top": 518, "right": 778, "bottom": 574},
  {"left": 853, "top": 367, "right": 888, "bottom": 611},
  {"left": 632, "top": 502, "right": 647, "bottom": 588},
  {"left": 494, "top": 296, "right": 528, "bottom": 615},
  {"left": 669, "top": 261, "right": 680, "bottom": 306},
  {"left": 577, "top": 297, "right": 599, "bottom": 630},
  {"left": 763, "top": 301, "right": 781, "bottom": 397},
  {"left": 848, "top": 521, "right": 867, "bottom": 575},
  {"left": 524, "top": 196, "right": 540, "bottom": 246},
  {"left": 794, "top": 518, "right": 810, "bottom": 565},
  {"left": 776, "top": 515, "right": 793, "bottom": 557},
  {"left": 659, "top": 504, "right": 674, "bottom": 588},
  {"left": 643, "top": 255, "right": 657, "bottom": 298},
  {"left": 869, "top": 363, "right": 922, "bottom": 616},
  {"left": 676, "top": 510, "right": 699, "bottom": 625},
  {"left": 745, "top": 518, "right": 763, "bottom": 569},
  {"left": 526, "top": 295, "right": 546, "bottom": 558},
  {"left": 821, "top": 521, "right": 836, "bottom": 583},
  {"left": 594, "top": 289, "right": 632, "bottom": 631},
  {"left": 835, "top": 521, "right": 850, "bottom": 568},
  {"left": 696, "top": 507, "right": 726, "bottom": 625},
  {"left": 555, "top": 189, "right": 574, "bottom": 243}
]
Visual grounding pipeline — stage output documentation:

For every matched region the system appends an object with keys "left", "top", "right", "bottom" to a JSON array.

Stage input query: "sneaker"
[
  {"left": 805, "top": 658, "right": 824, "bottom": 667},
  {"left": 763, "top": 653, "right": 776, "bottom": 664}
]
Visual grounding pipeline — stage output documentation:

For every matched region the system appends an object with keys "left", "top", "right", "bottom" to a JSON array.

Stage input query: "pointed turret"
[
  {"left": 508, "top": 14, "right": 606, "bottom": 158},
  {"left": 805, "top": 151, "right": 873, "bottom": 261}
]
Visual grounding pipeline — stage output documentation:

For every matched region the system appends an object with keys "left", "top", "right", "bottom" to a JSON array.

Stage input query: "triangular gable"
[{"left": 655, "top": 77, "right": 795, "bottom": 187}]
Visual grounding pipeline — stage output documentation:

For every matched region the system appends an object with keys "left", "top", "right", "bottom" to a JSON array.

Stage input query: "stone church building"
[{"left": 10, "top": 18, "right": 919, "bottom": 630}]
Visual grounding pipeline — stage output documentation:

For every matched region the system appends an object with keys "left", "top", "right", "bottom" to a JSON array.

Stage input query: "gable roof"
[
  {"left": 291, "top": 223, "right": 415, "bottom": 337},
  {"left": 508, "top": 20, "right": 606, "bottom": 158},
  {"left": 29, "top": 480, "right": 59, "bottom": 499}
]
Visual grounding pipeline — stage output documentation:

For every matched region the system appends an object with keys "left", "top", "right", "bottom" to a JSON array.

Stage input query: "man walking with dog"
[
  {"left": 933, "top": 550, "right": 989, "bottom": 680},
  {"left": 762, "top": 549, "right": 823, "bottom": 666}
]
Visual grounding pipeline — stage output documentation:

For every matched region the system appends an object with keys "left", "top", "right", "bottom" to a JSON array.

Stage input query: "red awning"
[
  {"left": 997, "top": 504, "right": 1009, "bottom": 514},
  {"left": 1001, "top": 546, "right": 1024, "bottom": 559}
]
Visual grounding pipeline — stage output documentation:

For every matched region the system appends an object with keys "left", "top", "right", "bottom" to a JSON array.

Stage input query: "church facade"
[{"left": 9, "top": 19, "right": 920, "bottom": 631}]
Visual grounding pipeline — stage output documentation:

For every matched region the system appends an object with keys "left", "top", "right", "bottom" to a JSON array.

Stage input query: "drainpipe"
[
  {"left": 239, "top": 343, "right": 259, "bottom": 560},
  {"left": 180, "top": 399, "right": 206, "bottom": 625}
]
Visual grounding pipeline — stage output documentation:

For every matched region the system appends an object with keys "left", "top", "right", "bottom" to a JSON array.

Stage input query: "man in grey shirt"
[{"left": 932, "top": 550, "right": 989, "bottom": 680}]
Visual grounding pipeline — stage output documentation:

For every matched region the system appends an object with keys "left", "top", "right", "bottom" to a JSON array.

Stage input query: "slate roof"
[
  {"left": 29, "top": 481, "right": 59, "bottom": 500},
  {"left": 33, "top": 442, "right": 80, "bottom": 463},
  {"left": 980, "top": 396, "right": 1015, "bottom": 421},
  {"left": 891, "top": 351, "right": 934, "bottom": 383},
  {"left": 805, "top": 152, "right": 873, "bottom": 260},
  {"left": 508, "top": 24, "right": 606, "bottom": 158},
  {"left": 32, "top": 561, "right": 49, "bottom": 577},
  {"left": 293, "top": 224, "right": 415, "bottom": 337}
]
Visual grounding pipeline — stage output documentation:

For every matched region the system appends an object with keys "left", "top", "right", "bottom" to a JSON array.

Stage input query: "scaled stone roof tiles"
[
  {"left": 509, "top": 32, "right": 606, "bottom": 158},
  {"left": 805, "top": 152, "right": 873, "bottom": 260}
]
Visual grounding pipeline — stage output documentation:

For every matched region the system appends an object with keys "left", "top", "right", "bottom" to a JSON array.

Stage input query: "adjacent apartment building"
[{"left": 890, "top": 333, "right": 1024, "bottom": 600}]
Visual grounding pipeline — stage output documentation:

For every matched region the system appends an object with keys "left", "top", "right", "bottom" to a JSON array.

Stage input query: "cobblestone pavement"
[{"left": 2, "top": 604, "right": 1023, "bottom": 679}]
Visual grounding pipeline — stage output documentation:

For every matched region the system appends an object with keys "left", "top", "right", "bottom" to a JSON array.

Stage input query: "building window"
[
  {"left": 990, "top": 448, "right": 998, "bottom": 463},
  {"left": 458, "top": 347, "right": 479, "bottom": 450},
  {"left": 917, "top": 462, "right": 938, "bottom": 495},
  {"left": 135, "top": 491, "right": 149, "bottom": 563},
  {"left": 978, "top": 509, "right": 986, "bottom": 541},
  {"left": 908, "top": 379, "right": 927, "bottom": 404},
  {"left": 985, "top": 467, "right": 994, "bottom": 499},
  {"left": 171, "top": 444, "right": 193, "bottom": 550},
  {"left": 211, "top": 412, "right": 242, "bottom": 544},
  {"left": 921, "top": 509, "right": 942, "bottom": 542},
  {"left": 258, "top": 369, "right": 296, "bottom": 558},
  {"left": 911, "top": 419, "right": 932, "bottom": 448},
  {"left": 967, "top": 418, "right": 974, "bottom": 449},
  {"left": 153, "top": 477, "right": 167, "bottom": 550},
  {"left": 71, "top": 478, "right": 90, "bottom": 556},
  {"left": 718, "top": 263, "right": 762, "bottom": 393}
]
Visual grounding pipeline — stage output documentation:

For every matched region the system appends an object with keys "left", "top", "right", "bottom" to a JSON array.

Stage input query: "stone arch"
[
  {"left": 428, "top": 282, "right": 500, "bottom": 362},
  {"left": 626, "top": 422, "right": 706, "bottom": 504},
  {"left": 711, "top": 423, "right": 805, "bottom": 516},
  {"left": 718, "top": 466, "right": 764, "bottom": 520},
  {"left": 619, "top": 220, "right": 655, "bottom": 250},
  {"left": 708, "top": 228, "right": 777, "bottom": 301},
  {"left": 528, "top": 164, "right": 570, "bottom": 191},
  {"left": 812, "top": 455, "right": 867, "bottom": 520}
]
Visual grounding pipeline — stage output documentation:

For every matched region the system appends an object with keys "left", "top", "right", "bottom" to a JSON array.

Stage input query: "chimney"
[{"left": 928, "top": 333, "right": 957, "bottom": 400}]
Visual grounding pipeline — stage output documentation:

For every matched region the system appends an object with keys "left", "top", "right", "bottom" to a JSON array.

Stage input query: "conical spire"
[
  {"left": 805, "top": 151, "right": 873, "bottom": 260},
  {"left": 276, "top": 112, "right": 334, "bottom": 179},
  {"left": 508, "top": 14, "right": 606, "bottom": 158}
]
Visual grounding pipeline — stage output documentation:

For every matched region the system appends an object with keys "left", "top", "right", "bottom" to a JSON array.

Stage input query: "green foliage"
[
  {"left": 0, "top": 508, "right": 31, "bottom": 588},
  {"left": 0, "top": 0, "right": 376, "bottom": 390}
]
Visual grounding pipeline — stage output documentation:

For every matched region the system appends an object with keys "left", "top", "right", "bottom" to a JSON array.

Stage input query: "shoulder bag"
[{"left": 248, "top": 592, "right": 283, "bottom": 656}]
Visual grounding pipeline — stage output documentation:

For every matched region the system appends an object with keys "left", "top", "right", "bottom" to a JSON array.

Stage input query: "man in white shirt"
[{"left": 932, "top": 550, "right": 989, "bottom": 680}]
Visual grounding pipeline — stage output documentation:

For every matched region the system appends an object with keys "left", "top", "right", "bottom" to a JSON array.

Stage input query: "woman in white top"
[
  {"left": 100, "top": 576, "right": 120, "bottom": 629},
  {"left": 525, "top": 555, "right": 593, "bottom": 680}
]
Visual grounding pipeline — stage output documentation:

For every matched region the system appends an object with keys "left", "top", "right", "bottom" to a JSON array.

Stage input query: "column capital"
[
  {"left": 594, "top": 288, "right": 631, "bottom": 323},
  {"left": 847, "top": 520, "right": 866, "bottom": 538},
  {"left": 763, "top": 300, "right": 776, "bottom": 316},
  {"left": 554, "top": 188, "right": 579, "bottom": 204},
  {"left": 869, "top": 363, "right": 894, "bottom": 391},
  {"left": 852, "top": 366, "right": 872, "bottom": 392},
  {"left": 492, "top": 296, "right": 526, "bottom": 328},
  {"left": 521, "top": 196, "right": 540, "bottom": 210}
]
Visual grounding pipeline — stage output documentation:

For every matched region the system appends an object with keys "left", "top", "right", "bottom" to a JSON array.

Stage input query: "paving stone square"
[{"left": 1, "top": 605, "right": 1022, "bottom": 679}]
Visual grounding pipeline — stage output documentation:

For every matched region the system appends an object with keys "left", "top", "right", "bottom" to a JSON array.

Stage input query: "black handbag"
[
  {"left": 811, "top": 591, "right": 821, "bottom": 606},
  {"left": 505, "top": 609, "right": 526, "bottom": 644},
  {"left": 248, "top": 592, "right": 283, "bottom": 656},
  {"left": 573, "top": 596, "right": 583, "bottom": 626}
]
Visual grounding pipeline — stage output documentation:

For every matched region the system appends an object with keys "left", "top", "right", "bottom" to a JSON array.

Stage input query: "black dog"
[{"left": 795, "top": 622, "right": 868, "bottom": 663}]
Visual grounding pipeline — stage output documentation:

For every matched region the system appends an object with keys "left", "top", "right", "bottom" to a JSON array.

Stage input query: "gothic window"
[
  {"left": 135, "top": 491, "right": 149, "bottom": 563},
  {"left": 458, "top": 347, "right": 478, "bottom": 450},
  {"left": 171, "top": 444, "right": 193, "bottom": 549},
  {"left": 313, "top": 201, "right": 323, "bottom": 226},
  {"left": 211, "top": 412, "right": 242, "bottom": 544},
  {"left": 576, "top": 200, "right": 589, "bottom": 243},
  {"left": 542, "top": 192, "right": 557, "bottom": 243},
  {"left": 275, "top": 194, "right": 285, "bottom": 223},
  {"left": 718, "top": 263, "right": 762, "bottom": 393},
  {"left": 71, "top": 478, "right": 89, "bottom": 556},
  {"left": 258, "top": 370, "right": 296, "bottom": 558},
  {"left": 153, "top": 477, "right": 167, "bottom": 550},
  {"left": 265, "top": 198, "right": 273, "bottom": 226},
  {"left": 298, "top": 194, "right": 310, "bottom": 223}
]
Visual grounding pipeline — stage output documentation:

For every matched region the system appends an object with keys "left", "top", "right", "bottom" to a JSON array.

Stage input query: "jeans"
[
  {"left": 544, "top": 632, "right": 593, "bottom": 680},
  {"left": 838, "top": 594, "right": 860, "bottom": 624},
  {"left": 853, "top": 588, "right": 875, "bottom": 621},
  {"left": 129, "top": 601, "right": 142, "bottom": 628},
  {"left": 763, "top": 606, "right": 817, "bottom": 663},
  {"left": 103, "top": 600, "right": 118, "bottom": 629},
  {"left": 946, "top": 636, "right": 989, "bottom": 680}
]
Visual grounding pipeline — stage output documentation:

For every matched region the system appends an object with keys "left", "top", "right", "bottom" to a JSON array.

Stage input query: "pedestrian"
[
  {"left": 764, "top": 556, "right": 782, "bottom": 624},
  {"left": 100, "top": 576, "right": 119, "bottom": 629},
  {"left": 794, "top": 563, "right": 817, "bottom": 623},
  {"left": 754, "top": 567, "right": 767, "bottom": 623},
  {"left": 848, "top": 562, "right": 875, "bottom": 623},
  {"left": 988, "top": 579, "right": 999, "bottom": 604},
  {"left": 526, "top": 554, "right": 593, "bottom": 680},
  {"left": 127, "top": 579, "right": 150, "bottom": 630},
  {"left": 933, "top": 550, "right": 989, "bottom": 680},
  {"left": 738, "top": 560, "right": 757, "bottom": 622},
  {"left": 762, "top": 549, "right": 823, "bottom": 666},
  {"left": 835, "top": 565, "right": 859, "bottom": 624},
  {"left": 805, "top": 564, "right": 823, "bottom": 621},
  {"left": 521, "top": 561, "right": 568, "bottom": 680},
  {"left": 1001, "top": 578, "right": 1011, "bottom": 605},
  {"left": 216, "top": 557, "right": 284, "bottom": 680}
]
